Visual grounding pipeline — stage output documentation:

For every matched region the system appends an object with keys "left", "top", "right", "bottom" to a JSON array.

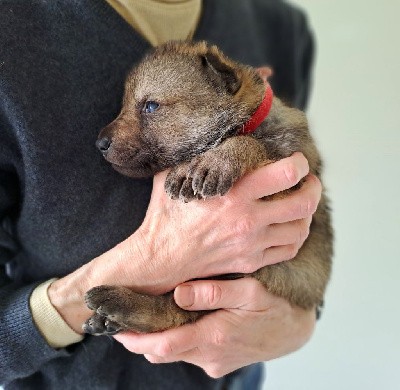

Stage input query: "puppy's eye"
[{"left": 143, "top": 101, "right": 160, "bottom": 114}]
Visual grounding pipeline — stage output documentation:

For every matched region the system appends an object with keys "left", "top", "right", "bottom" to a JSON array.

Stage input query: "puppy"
[{"left": 83, "top": 41, "right": 333, "bottom": 335}]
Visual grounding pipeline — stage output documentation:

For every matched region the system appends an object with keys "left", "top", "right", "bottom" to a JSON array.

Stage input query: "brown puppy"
[{"left": 83, "top": 41, "right": 333, "bottom": 335}]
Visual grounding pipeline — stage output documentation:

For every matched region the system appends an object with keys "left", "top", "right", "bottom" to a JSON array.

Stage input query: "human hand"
[
  {"left": 112, "top": 152, "right": 320, "bottom": 292},
  {"left": 114, "top": 277, "right": 316, "bottom": 378},
  {"left": 48, "top": 152, "right": 320, "bottom": 333}
]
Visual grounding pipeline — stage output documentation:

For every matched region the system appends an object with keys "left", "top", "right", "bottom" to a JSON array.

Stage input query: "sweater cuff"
[{"left": 29, "top": 279, "right": 84, "bottom": 349}]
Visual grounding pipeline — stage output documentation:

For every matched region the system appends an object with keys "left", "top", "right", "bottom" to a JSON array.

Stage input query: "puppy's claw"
[
  {"left": 83, "top": 313, "right": 123, "bottom": 336},
  {"left": 104, "top": 319, "right": 122, "bottom": 334},
  {"left": 176, "top": 177, "right": 195, "bottom": 202}
]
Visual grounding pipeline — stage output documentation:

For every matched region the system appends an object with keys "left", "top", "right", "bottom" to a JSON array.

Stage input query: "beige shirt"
[
  {"left": 105, "top": 0, "right": 202, "bottom": 46},
  {"left": 29, "top": 0, "right": 202, "bottom": 349}
]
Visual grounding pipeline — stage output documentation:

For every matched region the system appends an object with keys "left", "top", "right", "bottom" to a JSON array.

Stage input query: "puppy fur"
[{"left": 83, "top": 41, "right": 333, "bottom": 335}]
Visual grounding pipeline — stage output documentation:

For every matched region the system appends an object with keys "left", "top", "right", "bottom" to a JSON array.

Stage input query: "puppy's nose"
[{"left": 96, "top": 137, "right": 111, "bottom": 154}]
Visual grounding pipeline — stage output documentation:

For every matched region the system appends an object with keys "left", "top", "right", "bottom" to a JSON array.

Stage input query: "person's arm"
[
  {"left": 50, "top": 154, "right": 320, "bottom": 378},
  {"left": 0, "top": 152, "right": 318, "bottom": 383},
  {"left": 47, "top": 153, "right": 318, "bottom": 334}
]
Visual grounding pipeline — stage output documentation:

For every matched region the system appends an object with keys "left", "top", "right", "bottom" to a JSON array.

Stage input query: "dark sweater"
[{"left": 0, "top": 0, "right": 314, "bottom": 388}]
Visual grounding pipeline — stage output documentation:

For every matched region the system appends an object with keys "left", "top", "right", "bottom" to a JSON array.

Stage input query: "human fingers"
[
  {"left": 231, "top": 152, "right": 309, "bottom": 200},
  {"left": 263, "top": 216, "right": 312, "bottom": 248},
  {"left": 174, "top": 277, "right": 269, "bottom": 311},
  {"left": 254, "top": 173, "right": 322, "bottom": 225},
  {"left": 146, "top": 298, "right": 317, "bottom": 374},
  {"left": 113, "top": 324, "right": 199, "bottom": 357},
  {"left": 211, "top": 177, "right": 318, "bottom": 274},
  {"left": 147, "top": 170, "right": 169, "bottom": 206},
  {"left": 116, "top": 293, "right": 317, "bottom": 377},
  {"left": 143, "top": 347, "right": 201, "bottom": 365}
]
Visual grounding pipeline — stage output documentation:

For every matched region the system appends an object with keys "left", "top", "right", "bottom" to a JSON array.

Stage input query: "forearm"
[{"left": 47, "top": 228, "right": 177, "bottom": 334}]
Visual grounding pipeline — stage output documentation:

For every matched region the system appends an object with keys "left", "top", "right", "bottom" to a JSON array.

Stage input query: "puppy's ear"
[
  {"left": 256, "top": 66, "right": 273, "bottom": 82},
  {"left": 201, "top": 52, "right": 241, "bottom": 94}
]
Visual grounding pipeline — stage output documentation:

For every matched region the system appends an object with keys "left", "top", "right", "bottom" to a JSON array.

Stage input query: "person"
[{"left": 0, "top": 0, "right": 320, "bottom": 389}]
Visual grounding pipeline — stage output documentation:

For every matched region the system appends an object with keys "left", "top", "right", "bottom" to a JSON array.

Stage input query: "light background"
[{"left": 262, "top": 1, "right": 400, "bottom": 389}]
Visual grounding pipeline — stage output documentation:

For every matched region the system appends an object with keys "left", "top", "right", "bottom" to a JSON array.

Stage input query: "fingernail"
[{"left": 175, "top": 285, "right": 194, "bottom": 308}]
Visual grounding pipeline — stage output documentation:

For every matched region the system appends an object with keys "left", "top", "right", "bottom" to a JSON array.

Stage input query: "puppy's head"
[{"left": 97, "top": 41, "right": 265, "bottom": 177}]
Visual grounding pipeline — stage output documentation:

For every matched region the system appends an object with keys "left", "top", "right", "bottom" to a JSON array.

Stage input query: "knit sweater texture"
[
  {"left": 0, "top": 0, "right": 314, "bottom": 388},
  {"left": 30, "top": 0, "right": 203, "bottom": 351}
]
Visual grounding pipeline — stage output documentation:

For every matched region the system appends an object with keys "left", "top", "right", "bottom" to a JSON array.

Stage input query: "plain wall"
[{"left": 263, "top": 1, "right": 400, "bottom": 389}]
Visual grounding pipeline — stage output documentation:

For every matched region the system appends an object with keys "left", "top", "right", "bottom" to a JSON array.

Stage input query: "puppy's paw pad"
[{"left": 83, "top": 313, "right": 123, "bottom": 335}]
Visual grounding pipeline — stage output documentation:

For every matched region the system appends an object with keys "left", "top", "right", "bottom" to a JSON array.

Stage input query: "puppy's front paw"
[
  {"left": 165, "top": 155, "right": 242, "bottom": 201},
  {"left": 187, "top": 154, "right": 241, "bottom": 198},
  {"left": 165, "top": 163, "right": 199, "bottom": 202}
]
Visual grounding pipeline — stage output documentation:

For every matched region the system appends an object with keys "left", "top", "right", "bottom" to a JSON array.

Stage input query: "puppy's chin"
[{"left": 111, "top": 163, "right": 155, "bottom": 178}]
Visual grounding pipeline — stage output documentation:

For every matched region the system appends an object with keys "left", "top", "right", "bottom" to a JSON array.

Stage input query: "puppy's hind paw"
[{"left": 83, "top": 313, "right": 123, "bottom": 336}]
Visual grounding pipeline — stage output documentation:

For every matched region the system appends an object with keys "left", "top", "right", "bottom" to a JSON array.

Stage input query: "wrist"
[
  {"left": 48, "top": 240, "right": 146, "bottom": 334},
  {"left": 31, "top": 279, "right": 84, "bottom": 347},
  {"left": 47, "top": 262, "right": 95, "bottom": 334},
  {"left": 103, "top": 227, "right": 181, "bottom": 294},
  {"left": 47, "top": 229, "right": 177, "bottom": 334}
]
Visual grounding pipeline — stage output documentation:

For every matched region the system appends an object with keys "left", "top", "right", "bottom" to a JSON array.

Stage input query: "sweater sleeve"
[
  {"left": 0, "top": 157, "right": 70, "bottom": 385},
  {"left": 0, "top": 282, "right": 71, "bottom": 385},
  {"left": 29, "top": 279, "right": 84, "bottom": 349}
]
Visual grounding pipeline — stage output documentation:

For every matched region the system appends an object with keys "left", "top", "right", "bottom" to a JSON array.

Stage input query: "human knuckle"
[
  {"left": 246, "top": 279, "right": 262, "bottom": 301},
  {"left": 298, "top": 219, "right": 310, "bottom": 244},
  {"left": 206, "top": 364, "right": 226, "bottom": 379},
  {"left": 308, "top": 173, "right": 322, "bottom": 190},
  {"left": 283, "top": 162, "right": 301, "bottom": 186},
  {"left": 233, "top": 259, "right": 256, "bottom": 274},
  {"left": 234, "top": 215, "right": 255, "bottom": 238},
  {"left": 297, "top": 195, "right": 318, "bottom": 219},
  {"left": 243, "top": 263, "right": 256, "bottom": 274},
  {"left": 212, "top": 329, "right": 228, "bottom": 347},
  {"left": 305, "top": 196, "right": 319, "bottom": 216},
  {"left": 221, "top": 192, "right": 237, "bottom": 208},
  {"left": 145, "top": 354, "right": 162, "bottom": 364},
  {"left": 206, "top": 283, "right": 223, "bottom": 307},
  {"left": 154, "top": 340, "right": 173, "bottom": 358},
  {"left": 287, "top": 243, "right": 299, "bottom": 260}
]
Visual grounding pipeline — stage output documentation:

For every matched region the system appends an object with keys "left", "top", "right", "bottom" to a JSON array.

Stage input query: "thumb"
[
  {"left": 152, "top": 170, "right": 169, "bottom": 196},
  {"left": 174, "top": 277, "right": 267, "bottom": 311},
  {"left": 146, "top": 170, "right": 170, "bottom": 209}
]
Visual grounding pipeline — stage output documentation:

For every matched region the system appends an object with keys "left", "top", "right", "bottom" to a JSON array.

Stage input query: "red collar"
[{"left": 239, "top": 83, "right": 274, "bottom": 135}]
